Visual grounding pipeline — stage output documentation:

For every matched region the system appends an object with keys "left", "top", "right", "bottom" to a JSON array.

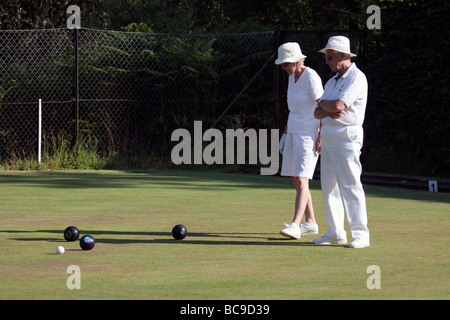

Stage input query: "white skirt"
[{"left": 281, "top": 132, "right": 319, "bottom": 179}]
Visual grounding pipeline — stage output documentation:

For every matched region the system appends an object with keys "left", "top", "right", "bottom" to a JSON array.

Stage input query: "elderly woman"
[{"left": 275, "top": 42, "right": 323, "bottom": 239}]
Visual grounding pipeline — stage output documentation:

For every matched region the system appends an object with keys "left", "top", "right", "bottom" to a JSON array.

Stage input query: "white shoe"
[
  {"left": 349, "top": 237, "right": 370, "bottom": 248},
  {"left": 313, "top": 234, "right": 347, "bottom": 245},
  {"left": 300, "top": 222, "right": 319, "bottom": 235},
  {"left": 280, "top": 223, "right": 301, "bottom": 239}
]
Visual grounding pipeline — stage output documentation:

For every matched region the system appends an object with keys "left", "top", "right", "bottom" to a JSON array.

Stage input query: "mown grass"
[{"left": 0, "top": 169, "right": 448, "bottom": 300}]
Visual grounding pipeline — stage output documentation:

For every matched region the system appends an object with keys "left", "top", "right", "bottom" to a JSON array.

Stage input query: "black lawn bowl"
[
  {"left": 80, "top": 235, "right": 95, "bottom": 250},
  {"left": 172, "top": 224, "right": 187, "bottom": 240},
  {"left": 64, "top": 226, "right": 80, "bottom": 242}
]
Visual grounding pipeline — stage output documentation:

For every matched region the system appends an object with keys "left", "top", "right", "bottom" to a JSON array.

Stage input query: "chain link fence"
[
  {"left": 2, "top": 27, "right": 445, "bottom": 177},
  {"left": 0, "top": 28, "right": 275, "bottom": 162}
]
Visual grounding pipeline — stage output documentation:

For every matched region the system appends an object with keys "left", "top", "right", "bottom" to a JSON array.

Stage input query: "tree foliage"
[
  {"left": 363, "top": 0, "right": 449, "bottom": 176},
  {"left": 0, "top": 0, "right": 448, "bottom": 176}
]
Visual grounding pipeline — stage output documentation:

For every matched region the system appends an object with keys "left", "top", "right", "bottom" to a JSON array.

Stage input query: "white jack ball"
[{"left": 56, "top": 246, "right": 65, "bottom": 254}]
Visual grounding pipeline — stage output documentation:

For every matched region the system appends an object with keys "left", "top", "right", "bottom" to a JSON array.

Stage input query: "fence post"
[
  {"left": 73, "top": 28, "right": 80, "bottom": 144},
  {"left": 38, "top": 99, "right": 42, "bottom": 163}
]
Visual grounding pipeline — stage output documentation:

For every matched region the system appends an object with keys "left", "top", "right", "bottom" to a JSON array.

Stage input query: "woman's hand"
[{"left": 315, "top": 136, "right": 322, "bottom": 155}]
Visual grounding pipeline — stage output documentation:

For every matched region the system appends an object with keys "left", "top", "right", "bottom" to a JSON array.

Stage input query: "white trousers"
[{"left": 320, "top": 124, "right": 369, "bottom": 241}]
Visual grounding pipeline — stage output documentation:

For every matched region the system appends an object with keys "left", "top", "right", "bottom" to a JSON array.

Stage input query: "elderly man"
[{"left": 313, "top": 36, "right": 370, "bottom": 248}]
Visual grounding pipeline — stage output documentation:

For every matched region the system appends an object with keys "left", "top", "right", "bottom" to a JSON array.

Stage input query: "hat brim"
[
  {"left": 274, "top": 54, "right": 307, "bottom": 65},
  {"left": 319, "top": 47, "right": 357, "bottom": 57}
]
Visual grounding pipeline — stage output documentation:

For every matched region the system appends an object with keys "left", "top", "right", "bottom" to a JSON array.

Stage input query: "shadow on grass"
[
  {"left": 1, "top": 169, "right": 449, "bottom": 203},
  {"left": 1, "top": 229, "right": 347, "bottom": 247},
  {"left": 0, "top": 169, "right": 297, "bottom": 191}
]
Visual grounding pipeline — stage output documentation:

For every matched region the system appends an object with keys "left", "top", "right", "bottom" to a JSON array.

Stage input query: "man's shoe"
[
  {"left": 313, "top": 234, "right": 347, "bottom": 245},
  {"left": 300, "top": 222, "right": 319, "bottom": 235},
  {"left": 349, "top": 237, "right": 370, "bottom": 248},
  {"left": 280, "top": 223, "right": 301, "bottom": 239}
]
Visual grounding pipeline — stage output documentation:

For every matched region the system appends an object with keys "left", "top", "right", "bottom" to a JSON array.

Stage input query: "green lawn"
[{"left": 0, "top": 169, "right": 449, "bottom": 300}]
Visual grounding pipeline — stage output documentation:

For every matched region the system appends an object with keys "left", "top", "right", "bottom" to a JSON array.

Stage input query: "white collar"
[{"left": 335, "top": 63, "right": 356, "bottom": 80}]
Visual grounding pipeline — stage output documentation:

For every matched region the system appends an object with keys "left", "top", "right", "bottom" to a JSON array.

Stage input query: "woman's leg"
[{"left": 291, "top": 176, "right": 316, "bottom": 225}]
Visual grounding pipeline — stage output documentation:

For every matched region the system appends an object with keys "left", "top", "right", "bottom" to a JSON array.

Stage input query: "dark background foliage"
[{"left": 0, "top": 0, "right": 448, "bottom": 177}]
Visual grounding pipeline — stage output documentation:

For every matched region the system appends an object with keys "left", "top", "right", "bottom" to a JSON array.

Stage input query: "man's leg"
[{"left": 319, "top": 145, "right": 347, "bottom": 241}]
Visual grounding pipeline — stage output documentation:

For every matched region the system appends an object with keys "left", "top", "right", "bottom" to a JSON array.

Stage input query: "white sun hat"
[
  {"left": 275, "top": 42, "right": 307, "bottom": 65},
  {"left": 319, "top": 35, "right": 357, "bottom": 57}
]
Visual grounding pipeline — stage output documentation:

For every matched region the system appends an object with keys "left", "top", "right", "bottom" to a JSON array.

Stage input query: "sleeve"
[
  {"left": 309, "top": 70, "right": 324, "bottom": 101},
  {"left": 337, "top": 72, "right": 368, "bottom": 109}
]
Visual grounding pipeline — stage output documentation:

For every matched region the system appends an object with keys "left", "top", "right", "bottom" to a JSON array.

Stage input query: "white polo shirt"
[
  {"left": 320, "top": 63, "right": 368, "bottom": 126},
  {"left": 287, "top": 67, "right": 323, "bottom": 133}
]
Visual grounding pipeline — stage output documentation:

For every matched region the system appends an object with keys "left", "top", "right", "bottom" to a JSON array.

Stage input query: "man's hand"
[
  {"left": 329, "top": 110, "right": 346, "bottom": 119},
  {"left": 314, "top": 107, "right": 346, "bottom": 120}
]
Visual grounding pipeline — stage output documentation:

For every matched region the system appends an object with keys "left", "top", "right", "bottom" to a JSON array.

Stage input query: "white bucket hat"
[
  {"left": 275, "top": 42, "right": 307, "bottom": 65},
  {"left": 319, "top": 36, "right": 357, "bottom": 57}
]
